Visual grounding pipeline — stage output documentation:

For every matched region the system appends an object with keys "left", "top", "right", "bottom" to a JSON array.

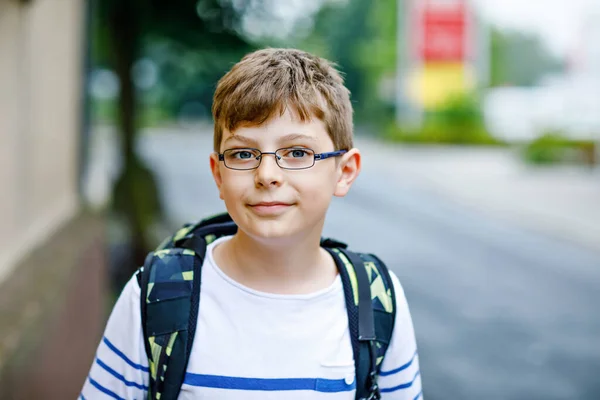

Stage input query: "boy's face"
[{"left": 210, "top": 108, "right": 361, "bottom": 242}]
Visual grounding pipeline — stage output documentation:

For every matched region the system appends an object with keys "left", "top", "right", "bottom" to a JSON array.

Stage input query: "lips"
[
  {"left": 249, "top": 201, "right": 292, "bottom": 207},
  {"left": 247, "top": 201, "right": 294, "bottom": 216}
]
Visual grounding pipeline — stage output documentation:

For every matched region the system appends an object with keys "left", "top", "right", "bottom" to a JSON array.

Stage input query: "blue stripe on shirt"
[
  {"left": 103, "top": 337, "right": 149, "bottom": 372},
  {"left": 380, "top": 350, "right": 418, "bottom": 377},
  {"left": 89, "top": 376, "right": 127, "bottom": 400},
  {"left": 96, "top": 357, "right": 149, "bottom": 390},
  {"left": 184, "top": 373, "right": 355, "bottom": 392},
  {"left": 380, "top": 370, "right": 421, "bottom": 393}
]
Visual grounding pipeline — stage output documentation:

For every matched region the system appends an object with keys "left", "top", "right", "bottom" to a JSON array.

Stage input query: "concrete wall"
[
  {"left": 0, "top": 0, "right": 83, "bottom": 283},
  {"left": 0, "top": 1, "right": 109, "bottom": 398}
]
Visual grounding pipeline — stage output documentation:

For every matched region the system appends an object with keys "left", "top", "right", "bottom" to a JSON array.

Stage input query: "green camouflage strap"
[
  {"left": 139, "top": 247, "right": 199, "bottom": 400},
  {"left": 325, "top": 248, "right": 396, "bottom": 400},
  {"left": 138, "top": 218, "right": 236, "bottom": 400}
]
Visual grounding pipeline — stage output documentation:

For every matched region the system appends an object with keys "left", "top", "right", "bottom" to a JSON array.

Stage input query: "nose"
[{"left": 254, "top": 153, "right": 283, "bottom": 188}]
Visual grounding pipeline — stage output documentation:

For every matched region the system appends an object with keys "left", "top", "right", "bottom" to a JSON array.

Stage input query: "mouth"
[
  {"left": 249, "top": 201, "right": 292, "bottom": 207},
  {"left": 247, "top": 201, "right": 294, "bottom": 216}
]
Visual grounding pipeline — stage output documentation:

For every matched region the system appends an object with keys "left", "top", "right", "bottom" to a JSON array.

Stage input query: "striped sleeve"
[
  {"left": 80, "top": 275, "right": 150, "bottom": 399},
  {"left": 379, "top": 271, "right": 423, "bottom": 400}
]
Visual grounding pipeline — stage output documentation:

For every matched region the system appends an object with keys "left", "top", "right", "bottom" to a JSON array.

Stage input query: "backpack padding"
[
  {"left": 325, "top": 248, "right": 397, "bottom": 400},
  {"left": 324, "top": 247, "right": 369, "bottom": 400},
  {"left": 198, "top": 212, "right": 234, "bottom": 227},
  {"left": 365, "top": 253, "right": 397, "bottom": 347},
  {"left": 139, "top": 253, "right": 154, "bottom": 378},
  {"left": 339, "top": 249, "right": 378, "bottom": 400},
  {"left": 340, "top": 249, "right": 376, "bottom": 341},
  {"left": 176, "top": 221, "right": 238, "bottom": 250},
  {"left": 182, "top": 245, "right": 203, "bottom": 393},
  {"left": 139, "top": 248, "right": 205, "bottom": 400}
]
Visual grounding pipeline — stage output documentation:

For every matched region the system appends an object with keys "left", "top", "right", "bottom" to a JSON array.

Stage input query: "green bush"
[
  {"left": 523, "top": 132, "right": 597, "bottom": 165},
  {"left": 385, "top": 93, "right": 503, "bottom": 146},
  {"left": 386, "top": 123, "right": 502, "bottom": 145}
]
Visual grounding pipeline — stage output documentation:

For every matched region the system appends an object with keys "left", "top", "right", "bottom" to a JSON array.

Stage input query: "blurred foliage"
[
  {"left": 353, "top": 0, "right": 398, "bottom": 122},
  {"left": 300, "top": 0, "right": 397, "bottom": 124},
  {"left": 92, "top": 99, "right": 169, "bottom": 127},
  {"left": 301, "top": 0, "right": 371, "bottom": 105},
  {"left": 523, "top": 132, "right": 597, "bottom": 166},
  {"left": 93, "top": 0, "right": 256, "bottom": 284},
  {"left": 385, "top": 93, "right": 504, "bottom": 146},
  {"left": 489, "top": 28, "right": 564, "bottom": 87}
]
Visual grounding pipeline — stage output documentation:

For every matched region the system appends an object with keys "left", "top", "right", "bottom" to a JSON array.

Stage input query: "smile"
[{"left": 247, "top": 202, "right": 293, "bottom": 216}]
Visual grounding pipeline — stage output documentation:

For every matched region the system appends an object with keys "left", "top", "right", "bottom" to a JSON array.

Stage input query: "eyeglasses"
[{"left": 218, "top": 147, "right": 347, "bottom": 170}]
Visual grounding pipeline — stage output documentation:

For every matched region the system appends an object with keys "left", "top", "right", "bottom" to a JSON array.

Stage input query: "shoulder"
[
  {"left": 385, "top": 269, "right": 414, "bottom": 333},
  {"left": 384, "top": 269, "right": 418, "bottom": 359},
  {"left": 110, "top": 274, "right": 143, "bottom": 323},
  {"left": 387, "top": 270, "right": 409, "bottom": 311}
]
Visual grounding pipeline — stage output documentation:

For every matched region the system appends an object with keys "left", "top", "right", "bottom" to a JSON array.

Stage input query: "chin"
[{"left": 233, "top": 207, "right": 303, "bottom": 243}]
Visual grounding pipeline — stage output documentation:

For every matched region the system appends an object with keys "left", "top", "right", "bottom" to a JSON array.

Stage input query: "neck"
[{"left": 213, "top": 225, "right": 338, "bottom": 295}]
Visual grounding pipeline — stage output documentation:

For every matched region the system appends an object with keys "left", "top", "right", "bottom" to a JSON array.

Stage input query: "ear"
[
  {"left": 209, "top": 152, "right": 225, "bottom": 200},
  {"left": 334, "top": 148, "right": 361, "bottom": 197}
]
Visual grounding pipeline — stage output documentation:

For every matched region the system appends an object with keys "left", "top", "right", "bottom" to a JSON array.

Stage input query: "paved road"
[{"left": 129, "top": 127, "right": 600, "bottom": 400}]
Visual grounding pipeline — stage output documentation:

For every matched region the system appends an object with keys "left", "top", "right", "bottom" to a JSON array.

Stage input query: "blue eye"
[
  {"left": 280, "top": 149, "right": 310, "bottom": 158},
  {"left": 231, "top": 150, "right": 256, "bottom": 159},
  {"left": 291, "top": 149, "right": 307, "bottom": 158}
]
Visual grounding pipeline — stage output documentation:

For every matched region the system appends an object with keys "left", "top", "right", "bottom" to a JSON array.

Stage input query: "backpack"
[{"left": 136, "top": 213, "right": 397, "bottom": 400}]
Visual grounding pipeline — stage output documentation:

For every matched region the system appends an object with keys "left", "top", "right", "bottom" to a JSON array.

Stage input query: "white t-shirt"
[{"left": 80, "top": 236, "right": 422, "bottom": 400}]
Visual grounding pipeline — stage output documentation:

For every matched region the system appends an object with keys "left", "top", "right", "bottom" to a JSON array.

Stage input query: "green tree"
[
  {"left": 302, "top": 0, "right": 399, "bottom": 126},
  {"left": 490, "top": 28, "right": 564, "bottom": 87},
  {"left": 353, "top": 0, "right": 398, "bottom": 123},
  {"left": 93, "top": 0, "right": 254, "bottom": 281},
  {"left": 301, "top": 0, "right": 373, "bottom": 118}
]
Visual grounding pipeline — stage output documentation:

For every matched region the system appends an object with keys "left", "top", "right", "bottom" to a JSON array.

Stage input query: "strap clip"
[{"left": 366, "top": 340, "right": 381, "bottom": 400}]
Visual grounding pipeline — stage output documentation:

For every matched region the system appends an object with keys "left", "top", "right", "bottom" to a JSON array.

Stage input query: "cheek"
[
  {"left": 295, "top": 172, "right": 337, "bottom": 203},
  {"left": 220, "top": 173, "right": 250, "bottom": 197}
]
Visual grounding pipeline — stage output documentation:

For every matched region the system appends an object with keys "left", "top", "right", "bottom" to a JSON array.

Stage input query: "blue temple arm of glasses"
[{"left": 315, "top": 150, "right": 347, "bottom": 160}]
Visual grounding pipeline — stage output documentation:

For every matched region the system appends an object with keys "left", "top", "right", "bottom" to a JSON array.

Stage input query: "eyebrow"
[
  {"left": 223, "top": 133, "right": 317, "bottom": 146},
  {"left": 279, "top": 133, "right": 318, "bottom": 143},
  {"left": 223, "top": 135, "right": 257, "bottom": 146}
]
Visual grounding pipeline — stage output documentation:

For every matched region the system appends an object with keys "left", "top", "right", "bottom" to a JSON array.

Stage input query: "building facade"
[{"left": 0, "top": 0, "right": 107, "bottom": 398}]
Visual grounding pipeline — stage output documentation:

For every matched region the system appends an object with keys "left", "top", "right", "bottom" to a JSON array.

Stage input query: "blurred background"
[{"left": 1, "top": 0, "right": 599, "bottom": 398}]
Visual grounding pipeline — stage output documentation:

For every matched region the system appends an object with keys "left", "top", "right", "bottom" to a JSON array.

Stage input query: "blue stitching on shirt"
[
  {"left": 103, "top": 337, "right": 150, "bottom": 373},
  {"left": 183, "top": 373, "right": 356, "bottom": 392},
  {"left": 379, "top": 350, "right": 418, "bottom": 376},
  {"left": 96, "top": 357, "right": 149, "bottom": 391},
  {"left": 89, "top": 376, "right": 127, "bottom": 400},
  {"left": 380, "top": 370, "right": 421, "bottom": 393}
]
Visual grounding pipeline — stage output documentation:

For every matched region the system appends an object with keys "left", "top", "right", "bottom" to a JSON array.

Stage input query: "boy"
[{"left": 81, "top": 48, "right": 422, "bottom": 399}]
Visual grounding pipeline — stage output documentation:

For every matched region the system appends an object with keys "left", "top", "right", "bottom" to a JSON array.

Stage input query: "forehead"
[{"left": 221, "top": 108, "right": 332, "bottom": 147}]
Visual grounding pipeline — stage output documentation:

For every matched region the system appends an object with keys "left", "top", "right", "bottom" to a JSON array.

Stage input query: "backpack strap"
[
  {"left": 324, "top": 247, "right": 397, "bottom": 400},
  {"left": 137, "top": 213, "right": 237, "bottom": 400}
]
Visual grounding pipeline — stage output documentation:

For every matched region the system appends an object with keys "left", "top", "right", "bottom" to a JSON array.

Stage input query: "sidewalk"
[{"left": 357, "top": 137, "right": 600, "bottom": 253}]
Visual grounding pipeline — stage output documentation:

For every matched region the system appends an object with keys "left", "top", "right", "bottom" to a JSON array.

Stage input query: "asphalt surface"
[{"left": 133, "top": 127, "right": 600, "bottom": 400}]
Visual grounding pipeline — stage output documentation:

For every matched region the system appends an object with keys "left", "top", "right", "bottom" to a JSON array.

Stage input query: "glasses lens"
[
  {"left": 224, "top": 148, "right": 261, "bottom": 170},
  {"left": 276, "top": 148, "right": 315, "bottom": 169}
]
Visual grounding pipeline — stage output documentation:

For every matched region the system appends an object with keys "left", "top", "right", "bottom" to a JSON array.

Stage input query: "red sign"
[{"left": 419, "top": 2, "right": 468, "bottom": 62}]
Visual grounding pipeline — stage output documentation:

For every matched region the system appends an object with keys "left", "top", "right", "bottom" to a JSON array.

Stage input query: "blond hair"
[{"left": 212, "top": 48, "right": 353, "bottom": 152}]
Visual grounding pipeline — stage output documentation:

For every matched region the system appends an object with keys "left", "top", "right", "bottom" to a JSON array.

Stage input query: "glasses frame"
[{"left": 218, "top": 147, "right": 348, "bottom": 171}]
